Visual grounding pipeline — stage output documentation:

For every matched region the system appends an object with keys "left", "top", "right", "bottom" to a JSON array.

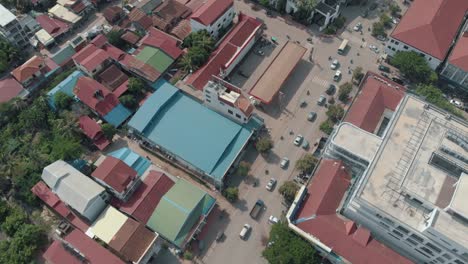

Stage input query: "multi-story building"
[
  {"left": 440, "top": 29, "right": 468, "bottom": 92},
  {"left": 323, "top": 73, "right": 468, "bottom": 264},
  {"left": 0, "top": 4, "right": 30, "bottom": 48},
  {"left": 190, "top": 0, "right": 235, "bottom": 38},
  {"left": 285, "top": 0, "right": 346, "bottom": 31},
  {"left": 203, "top": 77, "right": 254, "bottom": 124},
  {"left": 385, "top": 0, "right": 468, "bottom": 71}
]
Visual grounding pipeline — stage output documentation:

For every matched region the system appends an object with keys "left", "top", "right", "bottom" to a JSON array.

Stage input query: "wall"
[
  {"left": 203, "top": 88, "right": 248, "bottom": 124},
  {"left": 224, "top": 33, "right": 257, "bottom": 75},
  {"left": 385, "top": 37, "right": 442, "bottom": 70},
  {"left": 440, "top": 63, "right": 468, "bottom": 92},
  {"left": 82, "top": 193, "right": 109, "bottom": 222}
]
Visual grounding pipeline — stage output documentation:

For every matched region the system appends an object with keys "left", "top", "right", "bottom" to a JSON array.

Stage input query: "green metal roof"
[
  {"left": 135, "top": 46, "right": 174, "bottom": 73},
  {"left": 146, "top": 179, "right": 215, "bottom": 247}
]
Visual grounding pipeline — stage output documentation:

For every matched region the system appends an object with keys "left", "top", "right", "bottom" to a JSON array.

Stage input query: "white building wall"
[
  {"left": 203, "top": 86, "right": 248, "bottom": 124},
  {"left": 190, "top": 5, "right": 235, "bottom": 38},
  {"left": 224, "top": 33, "right": 257, "bottom": 75},
  {"left": 385, "top": 37, "right": 442, "bottom": 70}
]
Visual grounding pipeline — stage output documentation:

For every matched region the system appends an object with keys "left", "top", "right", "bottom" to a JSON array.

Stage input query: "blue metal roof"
[
  {"left": 47, "top": 70, "right": 84, "bottom": 109},
  {"left": 128, "top": 80, "right": 253, "bottom": 182},
  {"left": 108, "top": 147, "right": 151, "bottom": 176},
  {"left": 51, "top": 44, "right": 76, "bottom": 66},
  {"left": 103, "top": 103, "right": 132, "bottom": 127}
]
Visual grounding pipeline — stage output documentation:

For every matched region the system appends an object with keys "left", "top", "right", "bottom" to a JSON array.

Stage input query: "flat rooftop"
[
  {"left": 331, "top": 123, "right": 382, "bottom": 162},
  {"left": 249, "top": 41, "right": 306, "bottom": 104},
  {"left": 128, "top": 80, "right": 254, "bottom": 182},
  {"left": 353, "top": 95, "right": 468, "bottom": 246}
]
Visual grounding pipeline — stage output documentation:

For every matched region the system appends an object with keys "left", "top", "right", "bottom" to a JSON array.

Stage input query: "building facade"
[
  {"left": 190, "top": 0, "right": 235, "bottom": 38},
  {"left": 385, "top": 37, "right": 442, "bottom": 70},
  {"left": 0, "top": 4, "right": 30, "bottom": 48}
]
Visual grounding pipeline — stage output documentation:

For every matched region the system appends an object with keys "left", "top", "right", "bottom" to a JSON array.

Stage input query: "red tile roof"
[
  {"left": 103, "top": 6, "right": 123, "bottom": 23},
  {"left": 140, "top": 27, "right": 183, "bottom": 59},
  {"left": 121, "top": 31, "right": 141, "bottom": 45},
  {"left": 344, "top": 72, "right": 406, "bottom": 133},
  {"left": 97, "top": 64, "right": 129, "bottom": 95},
  {"left": 71, "top": 0, "right": 87, "bottom": 13},
  {"left": 73, "top": 76, "right": 120, "bottom": 116},
  {"left": 191, "top": 0, "right": 233, "bottom": 26},
  {"left": 31, "top": 182, "right": 90, "bottom": 232},
  {"left": 118, "top": 170, "right": 174, "bottom": 223},
  {"left": 0, "top": 77, "right": 25, "bottom": 103},
  {"left": 102, "top": 43, "right": 126, "bottom": 61},
  {"left": 120, "top": 54, "right": 161, "bottom": 82},
  {"left": 154, "top": 0, "right": 191, "bottom": 21},
  {"left": 187, "top": 14, "right": 261, "bottom": 90},
  {"left": 128, "top": 8, "right": 153, "bottom": 30},
  {"left": 36, "top": 14, "right": 70, "bottom": 37},
  {"left": 90, "top": 34, "right": 108, "bottom": 48},
  {"left": 390, "top": 0, "right": 468, "bottom": 60},
  {"left": 170, "top": 18, "right": 191, "bottom": 40},
  {"left": 294, "top": 160, "right": 412, "bottom": 264},
  {"left": 448, "top": 32, "right": 468, "bottom": 72},
  {"left": 92, "top": 156, "right": 137, "bottom": 193},
  {"left": 72, "top": 44, "right": 110, "bottom": 72},
  {"left": 11, "top": 56, "right": 45, "bottom": 83},
  {"left": 43, "top": 229, "right": 125, "bottom": 264},
  {"left": 78, "top": 116, "right": 110, "bottom": 150}
]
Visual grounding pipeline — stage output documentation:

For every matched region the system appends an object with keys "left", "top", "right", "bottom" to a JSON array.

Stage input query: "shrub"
[
  {"left": 320, "top": 119, "right": 334, "bottom": 135},
  {"left": 338, "top": 82, "right": 353, "bottom": 102},
  {"left": 223, "top": 187, "right": 239, "bottom": 202},
  {"left": 256, "top": 136, "right": 273, "bottom": 153},
  {"left": 278, "top": 181, "right": 299, "bottom": 203}
]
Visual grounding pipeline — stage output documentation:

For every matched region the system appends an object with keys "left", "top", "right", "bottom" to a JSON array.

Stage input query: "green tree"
[
  {"left": 120, "top": 94, "right": 138, "bottom": 109},
  {"left": 178, "top": 53, "right": 195, "bottom": 73},
  {"left": 256, "top": 136, "right": 274, "bottom": 153},
  {"left": 51, "top": 135, "right": 82, "bottom": 160},
  {"left": 101, "top": 123, "right": 116, "bottom": 140},
  {"left": 415, "top": 84, "right": 463, "bottom": 117},
  {"left": 0, "top": 40, "right": 19, "bottom": 72},
  {"left": 392, "top": 51, "right": 437, "bottom": 84},
  {"left": 223, "top": 187, "right": 239, "bottom": 202},
  {"left": 106, "top": 30, "right": 127, "bottom": 50},
  {"left": 54, "top": 92, "right": 73, "bottom": 110},
  {"left": 390, "top": 3, "right": 401, "bottom": 16},
  {"left": 1, "top": 207, "right": 27, "bottom": 236},
  {"left": 259, "top": 0, "right": 269, "bottom": 7},
  {"left": 278, "top": 181, "right": 299, "bottom": 203},
  {"left": 263, "top": 223, "right": 319, "bottom": 264},
  {"left": 236, "top": 161, "right": 251, "bottom": 177},
  {"left": 353, "top": 66, "right": 364, "bottom": 82},
  {"left": 372, "top": 21, "right": 386, "bottom": 37},
  {"left": 326, "top": 105, "right": 345, "bottom": 123},
  {"left": 332, "top": 16, "right": 346, "bottom": 29},
  {"left": 338, "top": 82, "right": 353, "bottom": 102},
  {"left": 319, "top": 119, "right": 334, "bottom": 135},
  {"left": 295, "top": 154, "right": 317, "bottom": 173},
  {"left": 0, "top": 224, "right": 46, "bottom": 264},
  {"left": 380, "top": 14, "right": 392, "bottom": 28},
  {"left": 183, "top": 251, "right": 194, "bottom": 260},
  {"left": 128, "top": 77, "right": 145, "bottom": 94},
  {"left": 0, "top": 200, "right": 10, "bottom": 223}
]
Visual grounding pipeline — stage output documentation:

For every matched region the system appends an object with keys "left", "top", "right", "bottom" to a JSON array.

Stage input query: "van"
[{"left": 240, "top": 224, "right": 251, "bottom": 240}]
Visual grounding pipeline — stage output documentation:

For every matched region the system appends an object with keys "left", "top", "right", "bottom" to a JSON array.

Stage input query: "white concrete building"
[
  {"left": 203, "top": 78, "right": 253, "bottom": 124},
  {"left": 324, "top": 95, "right": 468, "bottom": 264},
  {"left": 190, "top": 0, "right": 235, "bottom": 38},
  {"left": 384, "top": 0, "right": 468, "bottom": 71},
  {"left": 285, "top": 0, "right": 345, "bottom": 31},
  {"left": 0, "top": 4, "right": 30, "bottom": 48}
]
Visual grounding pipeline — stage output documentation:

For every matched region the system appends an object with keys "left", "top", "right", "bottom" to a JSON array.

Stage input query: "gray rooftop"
[
  {"left": 41, "top": 160, "right": 106, "bottom": 217},
  {"left": 353, "top": 95, "right": 468, "bottom": 247}
]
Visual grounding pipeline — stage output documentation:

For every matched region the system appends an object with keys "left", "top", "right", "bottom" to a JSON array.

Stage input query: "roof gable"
[
  {"left": 73, "top": 76, "right": 119, "bottom": 116},
  {"left": 191, "top": 0, "right": 233, "bottom": 26},
  {"left": 91, "top": 156, "right": 137, "bottom": 193}
]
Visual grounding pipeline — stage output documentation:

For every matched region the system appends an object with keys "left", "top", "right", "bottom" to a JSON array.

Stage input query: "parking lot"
[{"left": 197, "top": 1, "right": 396, "bottom": 264}]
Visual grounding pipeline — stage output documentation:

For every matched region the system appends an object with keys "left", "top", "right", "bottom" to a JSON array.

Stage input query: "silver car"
[{"left": 280, "top": 157, "right": 289, "bottom": 169}]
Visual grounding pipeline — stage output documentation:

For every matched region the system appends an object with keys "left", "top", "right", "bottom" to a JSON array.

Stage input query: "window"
[
  {"left": 428, "top": 57, "right": 432, "bottom": 61},
  {"left": 205, "top": 90, "right": 210, "bottom": 94},
  {"left": 426, "top": 243, "right": 441, "bottom": 253},
  {"left": 436, "top": 257, "right": 445, "bottom": 263},
  {"left": 392, "top": 230, "right": 403, "bottom": 238},
  {"left": 421, "top": 247, "right": 434, "bottom": 256},
  {"left": 406, "top": 238, "right": 418, "bottom": 246},
  {"left": 442, "top": 253, "right": 452, "bottom": 260},
  {"left": 410, "top": 234, "right": 423, "bottom": 243},
  {"left": 454, "top": 260, "right": 463, "bottom": 264},
  {"left": 206, "top": 99, "right": 211, "bottom": 103},
  {"left": 392, "top": 48, "right": 396, "bottom": 51},
  {"left": 235, "top": 114, "right": 241, "bottom": 119},
  {"left": 220, "top": 101, "right": 225, "bottom": 105},
  {"left": 388, "top": 45, "right": 392, "bottom": 49},
  {"left": 390, "top": 39, "right": 394, "bottom": 43},
  {"left": 396, "top": 226, "right": 410, "bottom": 234},
  {"left": 404, "top": 45, "right": 408, "bottom": 49},
  {"left": 223, "top": 18, "right": 226, "bottom": 22},
  {"left": 205, "top": 94, "right": 211, "bottom": 99},
  {"left": 218, "top": 24, "right": 221, "bottom": 28},
  {"left": 395, "top": 41, "right": 399, "bottom": 45},
  {"left": 228, "top": 110, "right": 233, "bottom": 115}
]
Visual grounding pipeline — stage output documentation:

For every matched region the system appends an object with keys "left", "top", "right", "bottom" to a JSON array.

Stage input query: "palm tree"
[
  {"left": 178, "top": 54, "right": 194, "bottom": 73},
  {"left": 10, "top": 98, "right": 27, "bottom": 112}
]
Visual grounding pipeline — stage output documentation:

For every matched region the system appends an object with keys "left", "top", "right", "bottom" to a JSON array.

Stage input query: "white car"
[
  {"left": 330, "top": 59, "right": 339, "bottom": 70},
  {"left": 240, "top": 224, "right": 251, "bottom": 240},
  {"left": 280, "top": 157, "right": 289, "bottom": 169},
  {"left": 353, "top": 22, "right": 362, "bottom": 31},
  {"left": 269, "top": 215, "right": 279, "bottom": 224},
  {"left": 333, "top": 70, "right": 342, "bottom": 81},
  {"left": 266, "top": 178, "right": 277, "bottom": 191},
  {"left": 294, "top": 135, "right": 303, "bottom": 146},
  {"left": 450, "top": 99, "right": 463, "bottom": 108}
]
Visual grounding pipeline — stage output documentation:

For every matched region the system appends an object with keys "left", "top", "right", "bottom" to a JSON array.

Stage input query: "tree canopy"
[
  {"left": 106, "top": 30, "right": 128, "bottom": 50},
  {"left": 416, "top": 84, "right": 463, "bottom": 117},
  {"left": 338, "top": 82, "right": 353, "bottom": 102},
  {"left": 278, "top": 181, "right": 299, "bottom": 203},
  {"left": 180, "top": 30, "right": 215, "bottom": 72},
  {"left": 128, "top": 77, "right": 146, "bottom": 95},
  {"left": 223, "top": 187, "right": 239, "bottom": 202},
  {"left": 391, "top": 51, "right": 437, "bottom": 84},
  {"left": 256, "top": 136, "right": 274, "bottom": 153},
  {"left": 263, "top": 223, "right": 319, "bottom": 264},
  {"left": 0, "top": 40, "right": 19, "bottom": 73},
  {"left": 236, "top": 161, "right": 251, "bottom": 177},
  {"left": 54, "top": 92, "right": 73, "bottom": 110},
  {"left": 326, "top": 105, "right": 345, "bottom": 123},
  {"left": 295, "top": 154, "right": 318, "bottom": 173}
]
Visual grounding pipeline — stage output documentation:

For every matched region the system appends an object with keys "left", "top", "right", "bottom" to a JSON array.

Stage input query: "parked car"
[
  {"left": 369, "top": 44, "right": 380, "bottom": 53},
  {"left": 307, "top": 111, "right": 317, "bottom": 121},
  {"left": 330, "top": 59, "right": 339, "bottom": 70},
  {"left": 353, "top": 22, "right": 362, "bottom": 31},
  {"left": 317, "top": 95, "right": 327, "bottom": 106},
  {"left": 333, "top": 70, "right": 342, "bottom": 82},
  {"left": 266, "top": 178, "right": 277, "bottom": 191},
  {"left": 326, "top": 84, "right": 336, "bottom": 95},
  {"left": 378, "top": 65, "right": 391, "bottom": 73},
  {"left": 302, "top": 139, "right": 309, "bottom": 149},
  {"left": 450, "top": 99, "right": 463, "bottom": 108},
  {"left": 294, "top": 135, "right": 303, "bottom": 146},
  {"left": 280, "top": 157, "right": 289, "bottom": 169},
  {"left": 376, "top": 35, "right": 387, "bottom": 41},
  {"left": 268, "top": 215, "right": 279, "bottom": 224},
  {"left": 216, "top": 231, "right": 224, "bottom": 242},
  {"left": 392, "top": 77, "right": 404, "bottom": 85},
  {"left": 240, "top": 224, "right": 251, "bottom": 240},
  {"left": 381, "top": 72, "right": 390, "bottom": 78}
]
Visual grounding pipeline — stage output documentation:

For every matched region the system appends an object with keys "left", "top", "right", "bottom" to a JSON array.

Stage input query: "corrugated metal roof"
[
  {"left": 89, "top": 206, "right": 128, "bottom": 243},
  {"left": 135, "top": 46, "right": 174, "bottom": 73},
  {"left": 47, "top": 70, "right": 84, "bottom": 109}
]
